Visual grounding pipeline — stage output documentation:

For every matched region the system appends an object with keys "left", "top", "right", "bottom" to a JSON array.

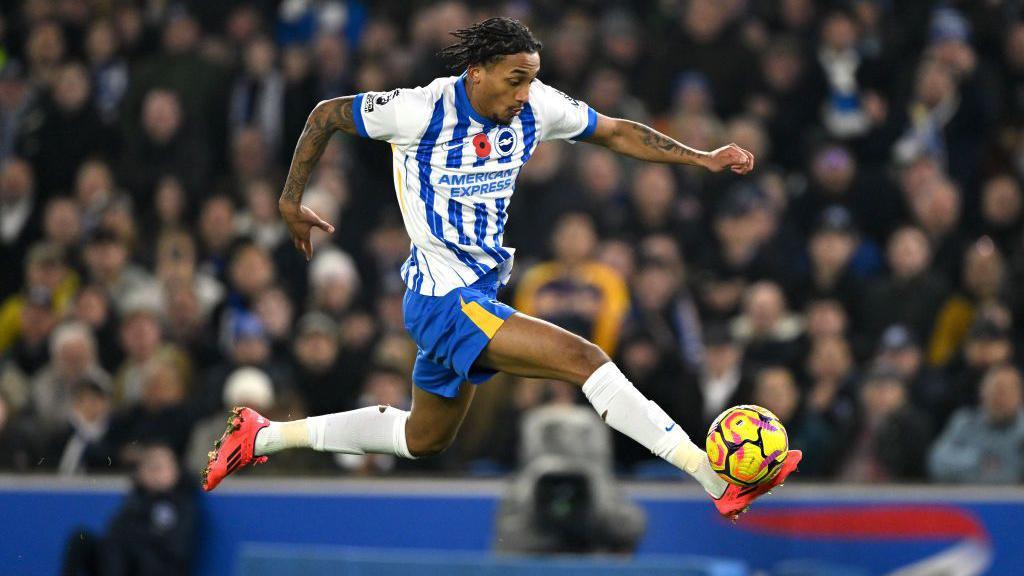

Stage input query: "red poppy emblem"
[{"left": 472, "top": 133, "right": 491, "bottom": 158}]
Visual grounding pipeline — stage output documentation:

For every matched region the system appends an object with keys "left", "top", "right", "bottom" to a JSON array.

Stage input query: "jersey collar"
[{"left": 456, "top": 72, "right": 497, "bottom": 130}]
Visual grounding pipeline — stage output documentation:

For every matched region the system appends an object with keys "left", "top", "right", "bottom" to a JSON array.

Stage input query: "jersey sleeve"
[
  {"left": 351, "top": 87, "right": 433, "bottom": 145},
  {"left": 530, "top": 79, "right": 598, "bottom": 143}
]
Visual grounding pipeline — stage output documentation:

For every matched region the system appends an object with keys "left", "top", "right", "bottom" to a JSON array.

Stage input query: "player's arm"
[
  {"left": 278, "top": 97, "right": 358, "bottom": 259},
  {"left": 584, "top": 113, "right": 755, "bottom": 174}
]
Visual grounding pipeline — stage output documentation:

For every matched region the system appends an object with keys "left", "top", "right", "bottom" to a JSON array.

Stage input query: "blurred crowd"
[{"left": 1, "top": 0, "right": 1024, "bottom": 485}]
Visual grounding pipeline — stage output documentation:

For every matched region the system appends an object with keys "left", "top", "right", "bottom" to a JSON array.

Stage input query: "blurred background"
[{"left": 1, "top": 0, "right": 1023, "bottom": 575}]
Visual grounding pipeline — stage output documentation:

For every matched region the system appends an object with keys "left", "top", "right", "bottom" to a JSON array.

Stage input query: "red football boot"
[
  {"left": 713, "top": 449, "right": 803, "bottom": 520},
  {"left": 201, "top": 407, "right": 270, "bottom": 492}
]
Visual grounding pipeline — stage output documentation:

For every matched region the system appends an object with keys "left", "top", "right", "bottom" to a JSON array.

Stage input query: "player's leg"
[
  {"left": 477, "top": 312, "right": 729, "bottom": 498},
  {"left": 405, "top": 381, "right": 476, "bottom": 457},
  {"left": 256, "top": 379, "right": 474, "bottom": 458}
]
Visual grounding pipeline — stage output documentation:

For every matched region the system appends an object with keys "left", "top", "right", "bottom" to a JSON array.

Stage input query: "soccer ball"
[{"left": 705, "top": 405, "right": 789, "bottom": 486}]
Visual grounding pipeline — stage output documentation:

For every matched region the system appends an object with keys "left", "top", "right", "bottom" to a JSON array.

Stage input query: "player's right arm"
[{"left": 278, "top": 97, "right": 356, "bottom": 260}]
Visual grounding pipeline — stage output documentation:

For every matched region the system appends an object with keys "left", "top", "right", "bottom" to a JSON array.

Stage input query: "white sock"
[
  {"left": 582, "top": 362, "right": 727, "bottom": 498},
  {"left": 254, "top": 406, "right": 414, "bottom": 459}
]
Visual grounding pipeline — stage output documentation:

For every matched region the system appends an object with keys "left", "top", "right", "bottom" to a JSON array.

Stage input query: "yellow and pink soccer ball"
[{"left": 705, "top": 405, "right": 789, "bottom": 486}]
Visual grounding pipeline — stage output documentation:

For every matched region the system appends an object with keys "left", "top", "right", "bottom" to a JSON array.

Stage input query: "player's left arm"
[{"left": 584, "top": 113, "right": 755, "bottom": 174}]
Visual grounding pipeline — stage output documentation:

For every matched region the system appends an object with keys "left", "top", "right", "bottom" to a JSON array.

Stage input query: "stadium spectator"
[
  {"left": 730, "top": 281, "right": 803, "bottom": 370},
  {"left": 30, "top": 321, "right": 112, "bottom": 433},
  {"left": 42, "top": 376, "right": 117, "bottom": 475},
  {"left": 840, "top": 365, "right": 931, "bottom": 482},
  {"left": 0, "top": 243, "right": 78, "bottom": 354},
  {"left": 873, "top": 324, "right": 949, "bottom": 430},
  {"left": 943, "top": 314, "right": 1017, "bottom": 423},
  {"left": 929, "top": 237, "right": 1009, "bottom": 366},
  {"left": 515, "top": 212, "right": 629, "bottom": 356},
  {"left": 861, "top": 226, "right": 948, "bottom": 346},
  {"left": 796, "top": 205, "right": 866, "bottom": 316},
  {"left": 291, "top": 312, "right": 360, "bottom": 416},
  {"left": 626, "top": 235, "right": 703, "bottom": 373},
  {"left": 17, "top": 62, "right": 114, "bottom": 198},
  {"left": 753, "top": 366, "right": 834, "bottom": 478},
  {"left": 695, "top": 324, "right": 751, "bottom": 433},
  {"left": 61, "top": 441, "right": 198, "bottom": 576},
  {"left": 929, "top": 364, "right": 1024, "bottom": 484},
  {"left": 0, "top": 158, "right": 42, "bottom": 300}
]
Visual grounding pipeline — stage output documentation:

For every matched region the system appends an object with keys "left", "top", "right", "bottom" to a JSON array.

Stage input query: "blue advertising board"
[{"left": 0, "top": 477, "right": 1020, "bottom": 575}]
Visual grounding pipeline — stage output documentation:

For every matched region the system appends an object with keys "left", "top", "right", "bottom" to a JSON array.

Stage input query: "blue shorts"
[{"left": 402, "top": 269, "right": 517, "bottom": 398}]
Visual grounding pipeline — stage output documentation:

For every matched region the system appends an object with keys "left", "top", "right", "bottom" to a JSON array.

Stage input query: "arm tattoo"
[
  {"left": 280, "top": 96, "right": 357, "bottom": 204},
  {"left": 627, "top": 122, "right": 705, "bottom": 163}
]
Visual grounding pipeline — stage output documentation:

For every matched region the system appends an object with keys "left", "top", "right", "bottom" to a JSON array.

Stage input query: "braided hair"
[{"left": 438, "top": 17, "right": 542, "bottom": 71}]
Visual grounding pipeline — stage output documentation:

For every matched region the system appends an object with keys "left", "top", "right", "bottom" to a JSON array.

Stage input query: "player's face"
[{"left": 473, "top": 52, "right": 540, "bottom": 125}]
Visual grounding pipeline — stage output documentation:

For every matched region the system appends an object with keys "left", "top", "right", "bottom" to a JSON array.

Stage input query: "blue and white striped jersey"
[{"left": 352, "top": 74, "right": 597, "bottom": 296}]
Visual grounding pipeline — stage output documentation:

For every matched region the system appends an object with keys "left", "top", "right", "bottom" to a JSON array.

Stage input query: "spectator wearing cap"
[
  {"left": 30, "top": 321, "right": 113, "bottom": 433},
  {"left": 83, "top": 227, "right": 155, "bottom": 307},
  {"left": 43, "top": 376, "right": 118, "bottom": 474},
  {"left": 292, "top": 312, "right": 363, "bottom": 416},
  {"left": 944, "top": 314, "right": 1016, "bottom": 421},
  {"left": 0, "top": 242, "right": 79, "bottom": 354},
  {"left": 840, "top": 364, "right": 931, "bottom": 482},
  {"left": 873, "top": 324, "right": 949, "bottom": 429},
  {"left": 789, "top": 144, "right": 871, "bottom": 241},
  {"left": 929, "top": 364, "right": 1024, "bottom": 484},
  {"left": 696, "top": 324, "right": 752, "bottom": 432},
  {"left": 515, "top": 212, "right": 629, "bottom": 356},
  {"left": 796, "top": 205, "right": 868, "bottom": 317},
  {"left": 695, "top": 185, "right": 780, "bottom": 321},
  {"left": 861, "top": 226, "right": 949, "bottom": 347},
  {"left": 0, "top": 157, "right": 43, "bottom": 299},
  {"left": 202, "top": 311, "right": 293, "bottom": 417},
  {"left": 929, "top": 237, "right": 1008, "bottom": 367}
]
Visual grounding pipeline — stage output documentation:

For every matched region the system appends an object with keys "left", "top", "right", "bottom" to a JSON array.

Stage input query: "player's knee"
[
  {"left": 406, "top": 432, "right": 453, "bottom": 458},
  {"left": 567, "top": 339, "right": 611, "bottom": 384}
]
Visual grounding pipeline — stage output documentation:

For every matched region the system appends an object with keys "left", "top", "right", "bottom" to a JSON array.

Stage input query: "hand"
[
  {"left": 279, "top": 199, "right": 335, "bottom": 260},
  {"left": 703, "top": 143, "right": 755, "bottom": 174}
]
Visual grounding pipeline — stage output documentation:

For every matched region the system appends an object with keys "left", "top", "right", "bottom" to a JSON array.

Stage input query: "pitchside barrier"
[{"left": 1, "top": 476, "right": 1021, "bottom": 576}]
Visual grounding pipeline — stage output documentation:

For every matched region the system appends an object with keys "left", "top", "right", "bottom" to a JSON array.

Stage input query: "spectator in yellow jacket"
[{"left": 515, "top": 212, "right": 629, "bottom": 356}]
